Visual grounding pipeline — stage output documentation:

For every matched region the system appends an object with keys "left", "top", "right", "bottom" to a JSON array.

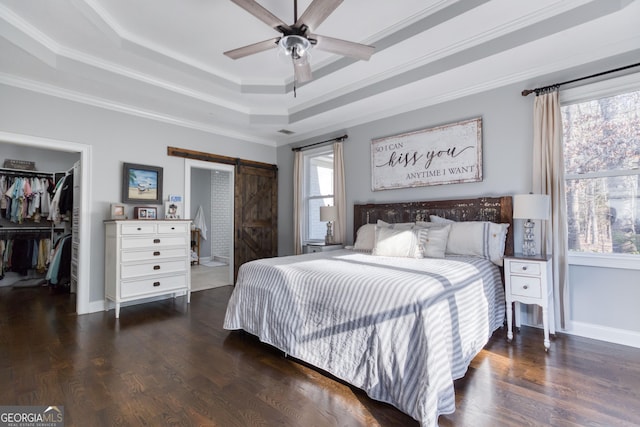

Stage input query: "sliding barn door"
[{"left": 234, "top": 161, "right": 278, "bottom": 280}]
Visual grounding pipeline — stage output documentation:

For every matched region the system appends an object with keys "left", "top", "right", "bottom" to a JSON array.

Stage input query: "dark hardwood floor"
[{"left": 1, "top": 285, "right": 639, "bottom": 426}]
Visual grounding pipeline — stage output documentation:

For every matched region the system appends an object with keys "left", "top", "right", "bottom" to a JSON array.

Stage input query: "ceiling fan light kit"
[
  {"left": 279, "top": 35, "right": 312, "bottom": 59},
  {"left": 225, "top": 0, "right": 375, "bottom": 89}
]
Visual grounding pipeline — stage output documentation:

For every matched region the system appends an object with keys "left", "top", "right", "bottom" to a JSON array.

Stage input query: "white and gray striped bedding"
[{"left": 224, "top": 249, "right": 505, "bottom": 427}]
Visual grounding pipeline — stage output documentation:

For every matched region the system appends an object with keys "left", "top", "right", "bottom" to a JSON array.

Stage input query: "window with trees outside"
[
  {"left": 561, "top": 78, "right": 639, "bottom": 263},
  {"left": 303, "top": 147, "right": 334, "bottom": 242}
]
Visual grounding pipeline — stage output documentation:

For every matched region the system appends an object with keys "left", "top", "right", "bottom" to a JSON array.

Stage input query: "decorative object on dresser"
[
  {"left": 504, "top": 254, "right": 555, "bottom": 351},
  {"left": 104, "top": 219, "right": 191, "bottom": 318},
  {"left": 319, "top": 205, "right": 337, "bottom": 244},
  {"left": 133, "top": 207, "right": 157, "bottom": 220},
  {"left": 513, "top": 193, "right": 550, "bottom": 256},
  {"left": 110, "top": 204, "right": 126, "bottom": 220},
  {"left": 164, "top": 201, "right": 183, "bottom": 219},
  {"left": 122, "top": 162, "right": 163, "bottom": 204}
]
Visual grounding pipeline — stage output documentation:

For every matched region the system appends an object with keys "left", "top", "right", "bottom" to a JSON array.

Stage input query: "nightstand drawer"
[
  {"left": 509, "top": 261, "right": 541, "bottom": 276},
  {"left": 510, "top": 275, "right": 542, "bottom": 298}
]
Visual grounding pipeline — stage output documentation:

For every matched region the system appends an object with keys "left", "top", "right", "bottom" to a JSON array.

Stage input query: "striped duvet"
[{"left": 224, "top": 249, "right": 505, "bottom": 427}]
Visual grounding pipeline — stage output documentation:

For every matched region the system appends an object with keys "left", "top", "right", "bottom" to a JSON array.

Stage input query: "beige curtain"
[
  {"left": 333, "top": 141, "right": 347, "bottom": 245},
  {"left": 293, "top": 150, "right": 303, "bottom": 255},
  {"left": 532, "top": 89, "right": 570, "bottom": 329}
]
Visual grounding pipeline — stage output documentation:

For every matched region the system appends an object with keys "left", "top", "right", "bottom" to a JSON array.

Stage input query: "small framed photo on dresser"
[
  {"left": 110, "top": 203, "right": 126, "bottom": 220},
  {"left": 134, "top": 207, "right": 157, "bottom": 220}
]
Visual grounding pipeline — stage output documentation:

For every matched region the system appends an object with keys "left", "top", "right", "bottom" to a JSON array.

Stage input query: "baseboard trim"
[{"left": 566, "top": 321, "right": 640, "bottom": 349}]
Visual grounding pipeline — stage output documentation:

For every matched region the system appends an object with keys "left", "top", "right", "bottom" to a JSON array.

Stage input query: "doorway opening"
[
  {"left": 0, "top": 131, "right": 92, "bottom": 314},
  {"left": 184, "top": 159, "right": 234, "bottom": 289}
]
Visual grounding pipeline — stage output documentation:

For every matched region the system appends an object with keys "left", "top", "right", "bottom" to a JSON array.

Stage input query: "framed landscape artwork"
[{"left": 122, "top": 162, "right": 163, "bottom": 204}]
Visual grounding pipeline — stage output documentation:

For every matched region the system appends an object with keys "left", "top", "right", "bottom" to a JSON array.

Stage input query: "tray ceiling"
[{"left": 1, "top": 0, "right": 638, "bottom": 146}]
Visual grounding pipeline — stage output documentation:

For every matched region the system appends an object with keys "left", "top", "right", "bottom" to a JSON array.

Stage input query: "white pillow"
[
  {"left": 372, "top": 225, "right": 426, "bottom": 258},
  {"left": 353, "top": 223, "right": 376, "bottom": 251},
  {"left": 417, "top": 224, "right": 451, "bottom": 258},
  {"left": 429, "top": 215, "right": 509, "bottom": 266}
]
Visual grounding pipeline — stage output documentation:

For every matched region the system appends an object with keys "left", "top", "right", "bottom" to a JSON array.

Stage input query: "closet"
[{"left": 0, "top": 159, "right": 78, "bottom": 292}]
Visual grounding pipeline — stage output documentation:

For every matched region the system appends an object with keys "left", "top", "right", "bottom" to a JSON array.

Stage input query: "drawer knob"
[
  {"left": 171, "top": 227, "right": 175, "bottom": 230},
  {"left": 153, "top": 251, "right": 160, "bottom": 256},
  {"left": 153, "top": 265, "right": 161, "bottom": 270},
  {"left": 137, "top": 227, "right": 142, "bottom": 231},
  {"left": 522, "top": 266, "right": 528, "bottom": 271},
  {"left": 154, "top": 238, "right": 161, "bottom": 244},
  {"left": 523, "top": 285, "right": 529, "bottom": 290},
  {"left": 153, "top": 281, "right": 160, "bottom": 287}
]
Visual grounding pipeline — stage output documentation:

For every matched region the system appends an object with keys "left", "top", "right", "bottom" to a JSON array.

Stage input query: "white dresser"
[{"left": 104, "top": 219, "right": 192, "bottom": 318}]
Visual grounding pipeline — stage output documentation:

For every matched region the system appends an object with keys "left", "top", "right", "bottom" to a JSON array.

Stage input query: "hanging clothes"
[{"left": 46, "top": 234, "right": 71, "bottom": 286}]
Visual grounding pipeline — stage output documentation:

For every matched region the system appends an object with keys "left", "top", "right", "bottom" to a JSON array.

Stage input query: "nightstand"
[
  {"left": 304, "top": 243, "right": 344, "bottom": 253},
  {"left": 504, "top": 254, "right": 555, "bottom": 351}
]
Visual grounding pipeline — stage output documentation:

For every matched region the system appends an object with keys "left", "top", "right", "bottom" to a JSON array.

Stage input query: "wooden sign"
[{"left": 371, "top": 118, "right": 482, "bottom": 191}]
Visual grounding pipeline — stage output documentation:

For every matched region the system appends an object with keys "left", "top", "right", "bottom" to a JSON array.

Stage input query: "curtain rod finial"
[{"left": 521, "top": 89, "right": 535, "bottom": 97}]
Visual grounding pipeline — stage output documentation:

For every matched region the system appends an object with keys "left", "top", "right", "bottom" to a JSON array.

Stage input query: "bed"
[{"left": 224, "top": 196, "right": 513, "bottom": 427}]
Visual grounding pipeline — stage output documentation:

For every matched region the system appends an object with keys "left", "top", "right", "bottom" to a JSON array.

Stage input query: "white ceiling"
[{"left": 1, "top": 0, "right": 639, "bottom": 146}]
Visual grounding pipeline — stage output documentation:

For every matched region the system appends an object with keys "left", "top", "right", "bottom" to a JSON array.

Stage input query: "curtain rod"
[
  {"left": 291, "top": 135, "right": 348, "bottom": 152},
  {"left": 521, "top": 62, "right": 640, "bottom": 96}
]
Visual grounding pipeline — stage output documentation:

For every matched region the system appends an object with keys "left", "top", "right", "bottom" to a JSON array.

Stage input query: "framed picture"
[
  {"left": 134, "top": 207, "right": 157, "bottom": 220},
  {"left": 122, "top": 162, "right": 163, "bottom": 204},
  {"left": 371, "top": 117, "right": 483, "bottom": 190},
  {"left": 165, "top": 201, "right": 183, "bottom": 219},
  {"left": 110, "top": 203, "right": 126, "bottom": 220}
]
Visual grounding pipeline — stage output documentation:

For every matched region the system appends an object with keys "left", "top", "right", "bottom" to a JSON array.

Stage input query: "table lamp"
[
  {"left": 513, "top": 194, "right": 550, "bottom": 256},
  {"left": 319, "top": 205, "right": 337, "bottom": 244}
]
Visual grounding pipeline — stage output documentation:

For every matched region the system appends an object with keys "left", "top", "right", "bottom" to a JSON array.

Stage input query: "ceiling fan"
[{"left": 224, "top": 0, "right": 375, "bottom": 84}]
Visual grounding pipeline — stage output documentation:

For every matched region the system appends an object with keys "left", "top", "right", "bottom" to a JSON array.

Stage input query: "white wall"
[
  {"left": 277, "top": 80, "right": 640, "bottom": 348},
  {"left": 0, "top": 83, "right": 276, "bottom": 308}
]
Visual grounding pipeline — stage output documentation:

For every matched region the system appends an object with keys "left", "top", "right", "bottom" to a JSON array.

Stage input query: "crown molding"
[{"left": 0, "top": 73, "right": 277, "bottom": 146}]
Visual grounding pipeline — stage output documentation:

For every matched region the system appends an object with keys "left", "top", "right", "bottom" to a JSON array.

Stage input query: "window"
[
  {"left": 303, "top": 147, "right": 334, "bottom": 242},
  {"left": 561, "top": 76, "right": 640, "bottom": 259}
]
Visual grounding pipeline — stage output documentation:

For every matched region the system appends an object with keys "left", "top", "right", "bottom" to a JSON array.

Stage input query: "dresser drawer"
[
  {"left": 158, "top": 222, "right": 189, "bottom": 234},
  {"left": 508, "top": 261, "right": 541, "bottom": 276},
  {"left": 121, "top": 247, "right": 188, "bottom": 262},
  {"left": 121, "top": 274, "right": 187, "bottom": 298},
  {"left": 121, "top": 259, "right": 187, "bottom": 279},
  {"left": 510, "top": 275, "right": 542, "bottom": 299},
  {"left": 121, "top": 235, "right": 187, "bottom": 249},
  {"left": 121, "top": 223, "right": 157, "bottom": 235}
]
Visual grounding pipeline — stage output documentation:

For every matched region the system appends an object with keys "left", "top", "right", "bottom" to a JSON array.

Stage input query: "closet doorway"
[
  {"left": 0, "top": 131, "right": 91, "bottom": 315},
  {"left": 184, "top": 159, "right": 234, "bottom": 290}
]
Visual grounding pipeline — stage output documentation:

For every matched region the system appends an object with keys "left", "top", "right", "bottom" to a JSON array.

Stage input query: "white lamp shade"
[
  {"left": 320, "top": 205, "right": 337, "bottom": 222},
  {"left": 513, "top": 194, "right": 550, "bottom": 220}
]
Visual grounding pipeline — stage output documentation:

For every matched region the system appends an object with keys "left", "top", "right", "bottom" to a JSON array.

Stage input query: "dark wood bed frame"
[{"left": 353, "top": 196, "right": 514, "bottom": 257}]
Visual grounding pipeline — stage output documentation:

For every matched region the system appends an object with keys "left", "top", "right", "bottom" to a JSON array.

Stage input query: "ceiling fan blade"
[
  {"left": 224, "top": 38, "right": 279, "bottom": 60},
  {"left": 312, "top": 35, "right": 375, "bottom": 60},
  {"left": 231, "top": 0, "right": 290, "bottom": 31},
  {"left": 295, "top": 0, "right": 343, "bottom": 31},
  {"left": 293, "top": 57, "right": 313, "bottom": 83}
]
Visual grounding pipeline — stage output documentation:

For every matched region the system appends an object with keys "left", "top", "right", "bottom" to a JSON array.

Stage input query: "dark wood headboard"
[{"left": 353, "top": 196, "right": 514, "bottom": 257}]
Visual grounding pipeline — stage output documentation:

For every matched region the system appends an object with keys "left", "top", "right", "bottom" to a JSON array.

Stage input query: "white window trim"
[{"left": 561, "top": 71, "right": 640, "bottom": 270}]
